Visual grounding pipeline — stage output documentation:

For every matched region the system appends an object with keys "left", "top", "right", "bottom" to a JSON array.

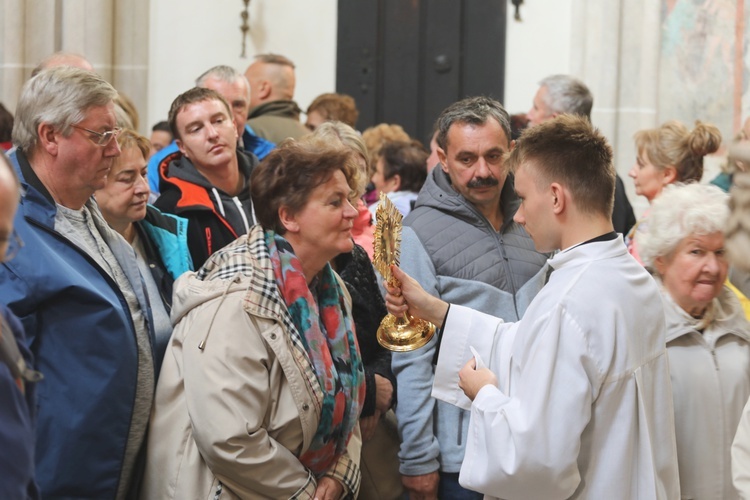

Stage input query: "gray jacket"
[
  {"left": 664, "top": 285, "right": 750, "bottom": 500},
  {"left": 393, "top": 166, "right": 549, "bottom": 475}
]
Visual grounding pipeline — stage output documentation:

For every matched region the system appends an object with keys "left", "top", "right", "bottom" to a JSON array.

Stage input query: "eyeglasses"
[
  {"left": 1, "top": 230, "right": 24, "bottom": 262},
  {"left": 71, "top": 125, "right": 122, "bottom": 147}
]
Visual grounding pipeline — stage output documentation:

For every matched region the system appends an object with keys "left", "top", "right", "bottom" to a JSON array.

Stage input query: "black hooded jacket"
[{"left": 155, "top": 149, "right": 259, "bottom": 269}]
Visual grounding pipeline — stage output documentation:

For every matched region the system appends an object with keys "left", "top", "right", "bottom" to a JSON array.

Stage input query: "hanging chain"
[{"left": 240, "top": 0, "right": 251, "bottom": 58}]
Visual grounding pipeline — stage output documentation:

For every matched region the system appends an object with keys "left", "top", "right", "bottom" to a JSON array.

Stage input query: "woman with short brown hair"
[{"left": 142, "top": 138, "right": 366, "bottom": 500}]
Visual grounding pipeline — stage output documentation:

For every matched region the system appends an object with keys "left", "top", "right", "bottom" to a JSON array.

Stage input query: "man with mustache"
[
  {"left": 0, "top": 67, "right": 158, "bottom": 499},
  {"left": 155, "top": 87, "right": 259, "bottom": 269},
  {"left": 393, "top": 96, "right": 548, "bottom": 500}
]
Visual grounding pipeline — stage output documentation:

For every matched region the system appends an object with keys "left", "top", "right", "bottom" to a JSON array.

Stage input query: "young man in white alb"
[{"left": 385, "top": 114, "right": 680, "bottom": 499}]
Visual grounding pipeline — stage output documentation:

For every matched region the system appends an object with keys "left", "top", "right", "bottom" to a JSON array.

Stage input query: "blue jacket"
[
  {"left": 0, "top": 304, "right": 39, "bottom": 500},
  {"left": 136, "top": 205, "right": 193, "bottom": 311},
  {"left": 135, "top": 205, "right": 193, "bottom": 373},
  {"left": 1, "top": 149, "right": 157, "bottom": 499},
  {"left": 147, "top": 124, "right": 274, "bottom": 194}
]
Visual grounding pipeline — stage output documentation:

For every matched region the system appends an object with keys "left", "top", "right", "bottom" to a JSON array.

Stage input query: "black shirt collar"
[{"left": 579, "top": 231, "right": 618, "bottom": 246}]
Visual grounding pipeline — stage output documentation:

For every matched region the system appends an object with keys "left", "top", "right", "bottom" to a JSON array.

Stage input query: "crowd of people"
[{"left": 0, "top": 50, "right": 750, "bottom": 500}]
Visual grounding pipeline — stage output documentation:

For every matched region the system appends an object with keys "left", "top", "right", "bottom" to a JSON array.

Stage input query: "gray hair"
[
  {"left": 435, "top": 96, "right": 511, "bottom": 152},
  {"left": 195, "top": 65, "right": 250, "bottom": 101},
  {"left": 637, "top": 183, "right": 729, "bottom": 270},
  {"left": 12, "top": 66, "right": 117, "bottom": 152},
  {"left": 539, "top": 75, "right": 593, "bottom": 120}
]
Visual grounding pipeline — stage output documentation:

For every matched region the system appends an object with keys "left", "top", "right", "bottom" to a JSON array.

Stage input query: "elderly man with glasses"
[{"left": 0, "top": 67, "right": 158, "bottom": 500}]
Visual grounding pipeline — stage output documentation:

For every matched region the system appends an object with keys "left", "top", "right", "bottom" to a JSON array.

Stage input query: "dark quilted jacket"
[{"left": 334, "top": 244, "right": 394, "bottom": 417}]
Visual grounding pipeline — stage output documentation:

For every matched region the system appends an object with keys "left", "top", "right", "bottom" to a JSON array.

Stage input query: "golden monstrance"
[{"left": 373, "top": 193, "right": 435, "bottom": 351}]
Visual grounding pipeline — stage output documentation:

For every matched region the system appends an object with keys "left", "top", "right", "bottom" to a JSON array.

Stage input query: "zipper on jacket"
[
  {"left": 711, "top": 349, "right": 719, "bottom": 370},
  {"left": 458, "top": 410, "right": 464, "bottom": 446},
  {"left": 497, "top": 235, "right": 520, "bottom": 319},
  {"left": 205, "top": 227, "right": 212, "bottom": 256},
  {"left": 458, "top": 196, "right": 522, "bottom": 320},
  {"left": 154, "top": 265, "right": 172, "bottom": 315}
]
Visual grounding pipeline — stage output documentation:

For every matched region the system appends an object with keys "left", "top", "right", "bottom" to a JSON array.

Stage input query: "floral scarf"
[{"left": 265, "top": 230, "right": 365, "bottom": 474}]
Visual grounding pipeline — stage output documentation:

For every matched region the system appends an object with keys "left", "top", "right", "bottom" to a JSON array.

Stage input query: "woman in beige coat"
[{"left": 141, "top": 139, "right": 366, "bottom": 499}]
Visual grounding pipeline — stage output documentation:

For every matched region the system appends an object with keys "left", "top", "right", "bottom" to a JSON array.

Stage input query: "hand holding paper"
[
  {"left": 458, "top": 347, "right": 497, "bottom": 401},
  {"left": 470, "top": 346, "right": 487, "bottom": 370}
]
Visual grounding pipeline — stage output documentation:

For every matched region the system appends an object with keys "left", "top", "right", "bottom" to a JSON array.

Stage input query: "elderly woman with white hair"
[{"left": 636, "top": 183, "right": 750, "bottom": 500}]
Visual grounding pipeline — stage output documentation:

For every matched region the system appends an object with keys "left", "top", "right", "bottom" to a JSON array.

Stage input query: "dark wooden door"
[{"left": 336, "top": 0, "right": 507, "bottom": 144}]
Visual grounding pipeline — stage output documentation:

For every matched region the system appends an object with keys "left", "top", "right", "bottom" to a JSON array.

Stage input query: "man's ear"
[
  {"left": 258, "top": 80, "right": 272, "bottom": 101},
  {"left": 550, "top": 182, "right": 566, "bottom": 215},
  {"left": 437, "top": 147, "right": 448, "bottom": 173},
  {"left": 509, "top": 140, "right": 516, "bottom": 152},
  {"left": 278, "top": 205, "right": 299, "bottom": 233},
  {"left": 37, "top": 122, "right": 59, "bottom": 156},
  {"left": 176, "top": 139, "right": 187, "bottom": 158}
]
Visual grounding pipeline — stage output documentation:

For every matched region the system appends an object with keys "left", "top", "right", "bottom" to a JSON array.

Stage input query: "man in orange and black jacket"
[{"left": 155, "top": 87, "right": 259, "bottom": 269}]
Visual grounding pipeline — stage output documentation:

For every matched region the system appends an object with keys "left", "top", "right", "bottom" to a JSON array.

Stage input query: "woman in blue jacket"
[{"left": 95, "top": 129, "right": 192, "bottom": 366}]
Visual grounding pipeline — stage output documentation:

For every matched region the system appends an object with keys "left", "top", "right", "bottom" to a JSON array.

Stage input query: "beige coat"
[{"left": 141, "top": 227, "right": 361, "bottom": 499}]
